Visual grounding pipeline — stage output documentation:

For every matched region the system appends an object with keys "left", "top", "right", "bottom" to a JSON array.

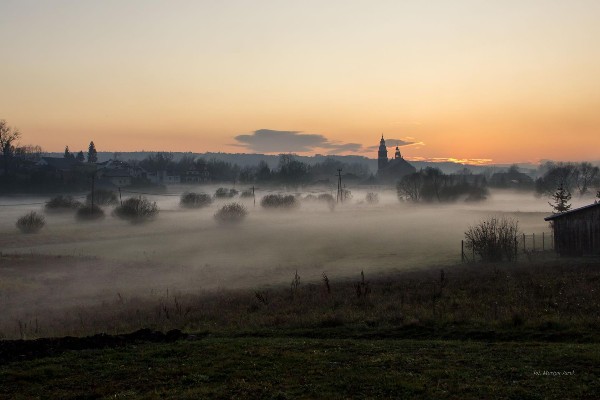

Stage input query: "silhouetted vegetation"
[
  {"left": 260, "top": 194, "right": 299, "bottom": 209},
  {"left": 397, "top": 167, "right": 488, "bottom": 203},
  {"left": 465, "top": 217, "right": 519, "bottom": 262},
  {"left": 214, "top": 202, "right": 247, "bottom": 225},
  {"left": 76, "top": 204, "right": 105, "bottom": 221},
  {"left": 45, "top": 195, "right": 82, "bottom": 212},
  {"left": 240, "top": 189, "right": 254, "bottom": 198},
  {"left": 15, "top": 211, "right": 45, "bottom": 234},
  {"left": 536, "top": 161, "right": 600, "bottom": 196},
  {"left": 365, "top": 192, "right": 379, "bottom": 204},
  {"left": 214, "top": 188, "right": 238, "bottom": 198},
  {"left": 549, "top": 185, "right": 572, "bottom": 214},
  {"left": 86, "top": 190, "right": 118, "bottom": 206},
  {"left": 114, "top": 197, "right": 159, "bottom": 223},
  {"left": 179, "top": 192, "right": 212, "bottom": 209}
]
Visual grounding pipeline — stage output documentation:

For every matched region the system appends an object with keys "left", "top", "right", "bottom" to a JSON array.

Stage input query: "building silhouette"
[{"left": 376, "top": 135, "right": 416, "bottom": 183}]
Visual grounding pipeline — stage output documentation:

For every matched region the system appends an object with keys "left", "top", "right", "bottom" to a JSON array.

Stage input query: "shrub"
[
  {"left": 465, "top": 216, "right": 519, "bottom": 262},
  {"left": 302, "top": 194, "right": 318, "bottom": 202},
  {"left": 16, "top": 211, "right": 45, "bottom": 233},
  {"left": 240, "top": 189, "right": 254, "bottom": 198},
  {"left": 114, "top": 197, "right": 159, "bottom": 223},
  {"left": 260, "top": 194, "right": 299, "bottom": 209},
  {"left": 214, "top": 202, "right": 247, "bottom": 225},
  {"left": 76, "top": 204, "right": 105, "bottom": 221},
  {"left": 214, "top": 188, "right": 238, "bottom": 198},
  {"left": 45, "top": 195, "right": 82, "bottom": 212},
  {"left": 86, "top": 190, "right": 118, "bottom": 206},
  {"left": 180, "top": 192, "right": 212, "bottom": 209},
  {"left": 365, "top": 192, "right": 379, "bottom": 204},
  {"left": 317, "top": 193, "right": 335, "bottom": 203}
]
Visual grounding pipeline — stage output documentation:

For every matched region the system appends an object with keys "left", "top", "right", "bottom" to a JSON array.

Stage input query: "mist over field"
[{"left": 1, "top": 187, "right": 589, "bottom": 336}]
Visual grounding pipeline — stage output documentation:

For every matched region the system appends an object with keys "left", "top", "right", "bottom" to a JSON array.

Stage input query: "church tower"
[
  {"left": 394, "top": 146, "right": 402, "bottom": 159},
  {"left": 378, "top": 135, "right": 388, "bottom": 171}
]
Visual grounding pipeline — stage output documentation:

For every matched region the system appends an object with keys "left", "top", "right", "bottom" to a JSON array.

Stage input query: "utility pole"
[
  {"left": 336, "top": 169, "right": 343, "bottom": 203},
  {"left": 91, "top": 172, "right": 95, "bottom": 208}
]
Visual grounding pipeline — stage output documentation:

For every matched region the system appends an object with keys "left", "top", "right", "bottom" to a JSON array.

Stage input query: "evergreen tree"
[
  {"left": 76, "top": 150, "right": 85, "bottom": 162},
  {"left": 64, "top": 146, "right": 72, "bottom": 159},
  {"left": 549, "top": 185, "right": 572, "bottom": 214},
  {"left": 87, "top": 141, "right": 98, "bottom": 163}
]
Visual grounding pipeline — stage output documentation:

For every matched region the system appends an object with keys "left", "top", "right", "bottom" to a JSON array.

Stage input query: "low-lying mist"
[{"left": 0, "top": 187, "right": 584, "bottom": 337}]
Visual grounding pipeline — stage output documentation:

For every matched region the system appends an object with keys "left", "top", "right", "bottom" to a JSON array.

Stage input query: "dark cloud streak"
[{"left": 234, "top": 129, "right": 363, "bottom": 153}]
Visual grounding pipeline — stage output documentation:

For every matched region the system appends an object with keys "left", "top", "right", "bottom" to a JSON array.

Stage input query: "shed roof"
[{"left": 544, "top": 202, "right": 600, "bottom": 221}]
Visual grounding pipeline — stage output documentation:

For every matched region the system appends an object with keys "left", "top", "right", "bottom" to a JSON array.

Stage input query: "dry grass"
[{"left": 3, "top": 256, "right": 599, "bottom": 340}]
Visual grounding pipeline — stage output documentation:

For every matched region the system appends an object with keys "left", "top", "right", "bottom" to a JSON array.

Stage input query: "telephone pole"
[{"left": 336, "top": 169, "right": 343, "bottom": 203}]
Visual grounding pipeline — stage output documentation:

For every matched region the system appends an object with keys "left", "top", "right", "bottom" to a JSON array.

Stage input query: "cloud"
[
  {"left": 365, "top": 138, "right": 424, "bottom": 151},
  {"left": 233, "top": 129, "right": 363, "bottom": 153},
  {"left": 406, "top": 157, "right": 493, "bottom": 166}
]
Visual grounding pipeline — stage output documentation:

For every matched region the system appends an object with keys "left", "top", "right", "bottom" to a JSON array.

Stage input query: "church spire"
[
  {"left": 395, "top": 146, "right": 401, "bottom": 159},
  {"left": 378, "top": 134, "right": 388, "bottom": 171}
]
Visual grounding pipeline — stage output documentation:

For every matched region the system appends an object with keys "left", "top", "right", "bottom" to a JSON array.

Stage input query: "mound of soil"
[{"left": 0, "top": 328, "right": 190, "bottom": 364}]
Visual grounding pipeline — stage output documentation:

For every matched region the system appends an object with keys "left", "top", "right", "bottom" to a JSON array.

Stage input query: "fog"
[{"left": 0, "top": 187, "right": 592, "bottom": 336}]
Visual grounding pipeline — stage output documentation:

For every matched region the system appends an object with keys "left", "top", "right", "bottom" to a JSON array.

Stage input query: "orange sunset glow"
[{"left": 2, "top": 1, "right": 600, "bottom": 164}]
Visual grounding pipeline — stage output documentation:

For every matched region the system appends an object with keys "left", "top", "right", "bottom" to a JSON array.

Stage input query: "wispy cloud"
[
  {"left": 365, "top": 138, "right": 425, "bottom": 151},
  {"left": 406, "top": 157, "right": 493, "bottom": 166}
]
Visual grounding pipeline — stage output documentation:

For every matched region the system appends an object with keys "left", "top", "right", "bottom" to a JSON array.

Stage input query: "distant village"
[{"left": 0, "top": 122, "right": 598, "bottom": 202}]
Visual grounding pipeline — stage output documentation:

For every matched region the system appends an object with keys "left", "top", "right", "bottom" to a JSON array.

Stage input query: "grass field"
[
  {"left": 1, "top": 336, "right": 598, "bottom": 399},
  {"left": 1, "top": 189, "right": 598, "bottom": 398}
]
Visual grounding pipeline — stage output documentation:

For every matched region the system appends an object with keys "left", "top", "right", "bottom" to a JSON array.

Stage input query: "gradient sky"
[{"left": 1, "top": 0, "right": 599, "bottom": 164}]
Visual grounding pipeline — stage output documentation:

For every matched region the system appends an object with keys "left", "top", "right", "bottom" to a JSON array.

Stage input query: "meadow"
[
  {"left": 0, "top": 187, "right": 567, "bottom": 339},
  {"left": 1, "top": 187, "right": 599, "bottom": 398}
]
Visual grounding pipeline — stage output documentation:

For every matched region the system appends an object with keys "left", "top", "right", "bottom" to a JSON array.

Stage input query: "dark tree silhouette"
[
  {"left": 64, "top": 146, "right": 74, "bottom": 159},
  {"left": 87, "top": 141, "right": 98, "bottom": 163},
  {"left": 0, "top": 119, "right": 21, "bottom": 175},
  {"left": 549, "top": 185, "right": 572, "bottom": 214},
  {"left": 76, "top": 151, "right": 85, "bottom": 162}
]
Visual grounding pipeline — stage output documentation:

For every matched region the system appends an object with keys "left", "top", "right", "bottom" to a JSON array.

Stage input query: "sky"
[{"left": 1, "top": 0, "right": 599, "bottom": 164}]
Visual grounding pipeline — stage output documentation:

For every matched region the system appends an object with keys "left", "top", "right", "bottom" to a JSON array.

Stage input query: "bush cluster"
[
  {"left": 365, "top": 192, "right": 379, "bottom": 204},
  {"left": 114, "top": 197, "right": 159, "bottom": 223},
  {"left": 76, "top": 204, "right": 105, "bottom": 221},
  {"left": 214, "top": 188, "right": 238, "bottom": 198},
  {"left": 240, "top": 189, "right": 254, "bottom": 198},
  {"left": 214, "top": 202, "right": 247, "bottom": 225},
  {"left": 45, "top": 195, "right": 82, "bottom": 212},
  {"left": 16, "top": 211, "right": 46, "bottom": 233},
  {"left": 465, "top": 216, "right": 519, "bottom": 262},
  {"left": 180, "top": 192, "right": 212, "bottom": 209},
  {"left": 260, "top": 194, "right": 299, "bottom": 209}
]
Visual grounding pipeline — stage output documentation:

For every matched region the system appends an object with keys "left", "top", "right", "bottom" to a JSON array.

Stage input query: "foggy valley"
[{"left": 0, "top": 187, "right": 592, "bottom": 339}]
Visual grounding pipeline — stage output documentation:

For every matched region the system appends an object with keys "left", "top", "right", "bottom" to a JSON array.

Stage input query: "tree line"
[
  {"left": 134, "top": 152, "right": 370, "bottom": 185},
  {"left": 396, "top": 167, "right": 489, "bottom": 203}
]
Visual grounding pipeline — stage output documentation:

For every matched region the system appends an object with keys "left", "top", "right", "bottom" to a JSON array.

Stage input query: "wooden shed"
[{"left": 544, "top": 202, "right": 600, "bottom": 256}]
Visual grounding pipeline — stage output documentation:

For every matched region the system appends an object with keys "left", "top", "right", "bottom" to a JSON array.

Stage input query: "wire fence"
[{"left": 461, "top": 232, "right": 555, "bottom": 263}]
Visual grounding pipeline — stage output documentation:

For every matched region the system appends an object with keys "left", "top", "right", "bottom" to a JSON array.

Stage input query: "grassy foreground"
[
  {"left": 1, "top": 257, "right": 599, "bottom": 398},
  {"left": 1, "top": 336, "right": 598, "bottom": 399}
]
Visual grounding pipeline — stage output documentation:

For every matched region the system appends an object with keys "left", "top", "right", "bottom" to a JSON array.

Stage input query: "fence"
[{"left": 461, "top": 232, "right": 554, "bottom": 263}]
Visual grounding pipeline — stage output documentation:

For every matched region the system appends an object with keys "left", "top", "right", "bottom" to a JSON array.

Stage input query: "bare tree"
[
  {"left": 465, "top": 216, "right": 519, "bottom": 262},
  {"left": 397, "top": 172, "right": 423, "bottom": 202},
  {"left": 574, "top": 162, "right": 600, "bottom": 196},
  {"left": 0, "top": 119, "right": 21, "bottom": 175}
]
